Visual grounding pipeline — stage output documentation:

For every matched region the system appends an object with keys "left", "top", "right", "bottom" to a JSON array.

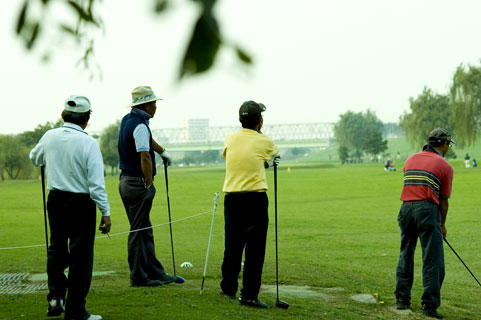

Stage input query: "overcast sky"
[{"left": 1, "top": 0, "right": 481, "bottom": 135}]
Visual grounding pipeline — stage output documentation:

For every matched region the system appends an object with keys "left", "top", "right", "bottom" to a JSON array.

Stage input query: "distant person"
[
  {"left": 118, "top": 86, "right": 182, "bottom": 287},
  {"left": 384, "top": 159, "right": 392, "bottom": 171},
  {"left": 465, "top": 153, "right": 470, "bottom": 168},
  {"left": 395, "top": 128, "right": 454, "bottom": 319},
  {"left": 220, "top": 100, "right": 280, "bottom": 308},
  {"left": 472, "top": 158, "right": 477, "bottom": 167},
  {"left": 29, "top": 95, "right": 111, "bottom": 320}
]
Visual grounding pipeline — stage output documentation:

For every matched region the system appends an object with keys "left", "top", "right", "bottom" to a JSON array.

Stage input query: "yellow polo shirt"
[{"left": 222, "top": 129, "right": 280, "bottom": 192}]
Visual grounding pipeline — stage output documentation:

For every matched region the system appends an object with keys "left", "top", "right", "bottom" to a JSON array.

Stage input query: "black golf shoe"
[
  {"left": 219, "top": 290, "right": 236, "bottom": 300},
  {"left": 130, "top": 279, "right": 163, "bottom": 287},
  {"left": 239, "top": 296, "right": 268, "bottom": 309},
  {"left": 396, "top": 297, "right": 410, "bottom": 310},
  {"left": 421, "top": 305, "right": 442, "bottom": 319},
  {"left": 47, "top": 297, "right": 65, "bottom": 317},
  {"left": 158, "top": 274, "right": 178, "bottom": 284}
]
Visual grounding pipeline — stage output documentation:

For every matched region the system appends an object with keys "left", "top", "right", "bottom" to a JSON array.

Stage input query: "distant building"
[{"left": 182, "top": 118, "right": 210, "bottom": 143}]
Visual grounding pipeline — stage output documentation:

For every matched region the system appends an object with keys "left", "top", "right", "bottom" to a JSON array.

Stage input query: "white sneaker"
[{"left": 87, "top": 315, "right": 102, "bottom": 320}]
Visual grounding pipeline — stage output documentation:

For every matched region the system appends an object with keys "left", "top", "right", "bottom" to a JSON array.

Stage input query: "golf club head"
[
  {"left": 276, "top": 300, "right": 289, "bottom": 309},
  {"left": 175, "top": 275, "right": 185, "bottom": 283}
]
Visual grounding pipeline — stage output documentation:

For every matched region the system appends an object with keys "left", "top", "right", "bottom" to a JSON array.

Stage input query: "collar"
[
  {"left": 131, "top": 108, "right": 152, "bottom": 121},
  {"left": 62, "top": 122, "right": 88, "bottom": 135},
  {"left": 422, "top": 144, "right": 443, "bottom": 157},
  {"left": 241, "top": 128, "right": 259, "bottom": 133}
]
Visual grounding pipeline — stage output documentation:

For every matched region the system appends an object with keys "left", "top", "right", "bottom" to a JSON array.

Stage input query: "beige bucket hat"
[{"left": 129, "top": 86, "right": 163, "bottom": 107}]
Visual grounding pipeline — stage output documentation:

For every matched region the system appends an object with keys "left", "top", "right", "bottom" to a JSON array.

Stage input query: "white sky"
[{"left": 1, "top": 0, "right": 481, "bottom": 135}]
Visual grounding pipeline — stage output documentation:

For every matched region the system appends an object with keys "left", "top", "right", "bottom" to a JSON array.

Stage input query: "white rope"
[{"left": 0, "top": 209, "right": 213, "bottom": 250}]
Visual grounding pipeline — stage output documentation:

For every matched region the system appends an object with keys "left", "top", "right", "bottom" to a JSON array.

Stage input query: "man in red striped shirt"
[{"left": 394, "top": 128, "right": 454, "bottom": 319}]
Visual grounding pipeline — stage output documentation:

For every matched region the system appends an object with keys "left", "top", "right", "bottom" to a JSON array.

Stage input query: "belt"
[{"left": 403, "top": 200, "right": 429, "bottom": 205}]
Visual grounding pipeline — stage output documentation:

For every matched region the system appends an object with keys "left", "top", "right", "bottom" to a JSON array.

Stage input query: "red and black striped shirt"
[{"left": 400, "top": 148, "right": 453, "bottom": 205}]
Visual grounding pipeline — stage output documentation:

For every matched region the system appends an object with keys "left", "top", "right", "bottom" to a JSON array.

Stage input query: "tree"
[
  {"left": 363, "top": 131, "right": 388, "bottom": 160},
  {"left": 18, "top": 119, "right": 63, "bottom": 148},
  {"left": 200, "top": 150, "right": 221, "bottom": 163},
  {"left": 0, "top": 135, "right": 32, "bottom": 180},
  {"left": 399, "top": 87, "right": 451, "bottom": 148},
  {"left": 334, "top": 110, "right": 384, "bottom": 160},
  {"left": 450, "top": 63, "right": 481, "bottom": 147},
  {"left": 338, "top": 145, "right": 349, "bottom": 165},
  {"left": 14, "top": 0, "right": 252, "bottom": 79},
  {"left": 100, "top": 120, "right": 120, "bottom": 174}
]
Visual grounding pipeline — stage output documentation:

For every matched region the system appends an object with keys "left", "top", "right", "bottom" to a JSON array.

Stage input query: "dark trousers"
[
  {"left": 119, "top": 176, "right": 166, "bottom": 283},
  {"left": 395, "top": 201, "right": 445, "bottom": 308},
  {"left": 221, "top": 192, "right": 269, "bottom": 299},
  {"left": 46, "top": 190, "right": 96, "bottom": 320}
]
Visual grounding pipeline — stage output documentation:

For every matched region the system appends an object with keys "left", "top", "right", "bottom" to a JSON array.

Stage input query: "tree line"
[
  {"left": 0, "top": 120, "right": 224, "bottom": 180},
  {"left": 400, "top": 62, "right": 481, "bottom": 149},
  {"left": 335, "top": 60, "right": 481, "bottom": 163}
]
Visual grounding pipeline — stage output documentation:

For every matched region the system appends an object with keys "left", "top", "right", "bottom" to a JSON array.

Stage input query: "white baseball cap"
[{"left": 64, "top": 95, "right": 92, "bottom": 113}]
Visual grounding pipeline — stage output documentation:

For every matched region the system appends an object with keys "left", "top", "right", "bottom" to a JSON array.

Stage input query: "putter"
[
  {"left": 200, "top": 193, "right": 220, "bottom": 294},
  {"left": 163, "top": 159, "right": 184, "bottom": 283},
  {"left": 444, "top": 238, "right": 481, "bottom": 287},
  {"left": 273, "top": 162, "right": 289, "bottom": 309},
  {"left": 40, "top": 166, "right": 49, "bottom": 253}
]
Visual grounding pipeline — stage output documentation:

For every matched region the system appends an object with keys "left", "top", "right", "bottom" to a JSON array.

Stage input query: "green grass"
[{"left": 1, "top": 160, "right": 481, "bottom": 319}]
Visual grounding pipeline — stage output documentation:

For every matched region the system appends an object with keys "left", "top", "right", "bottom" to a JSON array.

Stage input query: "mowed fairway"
[{"left": 1, "top": 162, "right": 480, "bottom": 319}]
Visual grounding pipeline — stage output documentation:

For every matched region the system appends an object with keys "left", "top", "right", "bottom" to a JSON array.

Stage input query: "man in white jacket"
[{"left": 30, "top": 95, "right": 111, "bottom": 320}]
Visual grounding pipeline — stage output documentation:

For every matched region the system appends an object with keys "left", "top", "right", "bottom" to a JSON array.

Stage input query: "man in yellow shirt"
[{"left": 220, "top": 100, "right": 280, "bottom": 308}]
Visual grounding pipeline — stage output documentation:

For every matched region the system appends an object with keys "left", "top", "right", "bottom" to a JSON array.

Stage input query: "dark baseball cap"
[
  {"left": 428, "top": 128, "right": 455, "bottom": 144},
  {"left": 239, "top": 100, "right": 266, "bottom": 121}
]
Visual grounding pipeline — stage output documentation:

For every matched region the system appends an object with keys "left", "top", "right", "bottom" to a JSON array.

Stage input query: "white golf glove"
[
  {"left": 160, "top": 150, "right": 172, "bottom": 166},
  {"left": 273, "top": 155, "right": 281, "bottom": 166}
]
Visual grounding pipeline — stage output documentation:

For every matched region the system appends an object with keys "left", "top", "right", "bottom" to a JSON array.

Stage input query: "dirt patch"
[
  {"left": 261, "top": 284, "right": 332, "bottom": 299},
  {"left": 350, "top": 294, "right": 377, "bottom": 304}
]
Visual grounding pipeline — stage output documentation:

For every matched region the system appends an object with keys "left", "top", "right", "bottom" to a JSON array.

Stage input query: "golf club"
[
  {"left": 40, "top": 166, "right": 49, "bottom": 254},
  {"left": 444, "top": 238, "right": 481, "bottom": 287},
  {"left": 200, "top": 193, "right": 220, "bottom": 294},
  {"left": 163, "top": 159, "right": 184, "bottom": 283},
  {"left": 273, "top": 162, "right": 289, "bottom": 309}
]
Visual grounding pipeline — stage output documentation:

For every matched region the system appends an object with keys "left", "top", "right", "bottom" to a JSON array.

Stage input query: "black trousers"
[
  {"left": 220, "top": 192, "right": 269, "bottom": 299},
  {"left": 395, "top": 201, "right": 445, "bottom": 308},
  {"left": 46, "top": 190, "right": 96, "bottom": 320},
  {"left": 119, "top": 176, "right": 166, "bottom": 283}
]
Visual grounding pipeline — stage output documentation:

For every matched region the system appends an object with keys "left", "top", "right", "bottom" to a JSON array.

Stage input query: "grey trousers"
[
  {"left": 395, "top": 201, "right": 445, "bottom": 308},
  {"left": 119, "top": 176, "right": 166, "bottom": 283}
]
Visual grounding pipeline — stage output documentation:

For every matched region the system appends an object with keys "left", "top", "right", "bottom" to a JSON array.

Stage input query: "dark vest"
[{"left": 118, "top": 110, "right": 156, "bottom": 177}]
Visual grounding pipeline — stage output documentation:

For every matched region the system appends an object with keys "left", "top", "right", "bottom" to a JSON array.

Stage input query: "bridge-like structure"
[{"left": 151, "top": 123, "right": 335, "bottom": 151}]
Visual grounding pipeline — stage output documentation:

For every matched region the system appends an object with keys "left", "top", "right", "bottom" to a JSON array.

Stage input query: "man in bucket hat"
[
  {"left": 30, "top": 95, "right": 111, "bottom": 320},
  {"left": 394, "top": 128, "right": 455, "bottom": 319},
  {"left": 118, "top": 86, "right": 182, "bottom": 287}
]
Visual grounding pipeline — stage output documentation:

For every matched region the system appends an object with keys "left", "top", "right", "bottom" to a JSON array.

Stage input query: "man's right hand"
[
  {"left": 442, "top": 224, "right": 447, "bottom": 238},
  {"left": 99, "top": 216, "right": 112, "bottom": 234},
  {"left": 160, "top": 150, "right": 172, "bottom": 166},
  {"left": 273, "top": 155, "right": 281, "bottom": 166}
]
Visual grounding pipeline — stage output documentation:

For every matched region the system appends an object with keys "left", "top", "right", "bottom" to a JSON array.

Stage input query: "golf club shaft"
[
  {"left": 40, "top": 166, "right": 49, "bottom": 253},
  {"left": 164, "top": 160, "right": 176, "bottom": 276},
  {"left": 444, "top": 238, "right": 481, "bottom": 287},
  {"left": 201, "top": 193, "right": 220, "bottom": 294},
  {"left": 274, "top": 162, "right": 279, "bottom": 302}
]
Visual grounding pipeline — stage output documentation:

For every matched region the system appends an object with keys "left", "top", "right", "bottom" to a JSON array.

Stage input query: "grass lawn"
[{"left": 1, "top": 160, "right": 481, "bottom": 319}]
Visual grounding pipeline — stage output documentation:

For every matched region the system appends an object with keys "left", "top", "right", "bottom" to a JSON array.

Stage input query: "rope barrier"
[{"left": 0, "top": 209, "right": 213, "bottom": 251}]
